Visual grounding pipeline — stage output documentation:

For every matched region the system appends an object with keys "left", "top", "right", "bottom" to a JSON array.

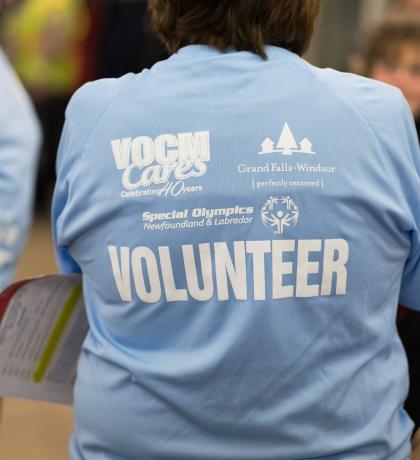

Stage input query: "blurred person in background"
[
  {"left": 364, "top": 18, "right": 420, "bottom": 129},
  {"left": 363, "top": 15, "right": 420, "bottom": 132},
  {"left": 53, "top": 0, "right": 420, "bottom": 459},
  {"left": 0, "top": 0, "right": 88, "bottom": 212},
  {"left": 394, "top": 0, "right": 420, "bottom": 13},
  {"left": 360, "top": 16, "right": 420, "bottom": 441},
  {"left": 0, "top": 0, "right": 168, "bottom": 213},
  {"left": 0, "top": 0, "right": 40, "bottom": 418},
  {"left": 0, "top": 0, "right": 40, "bottom": 293}
]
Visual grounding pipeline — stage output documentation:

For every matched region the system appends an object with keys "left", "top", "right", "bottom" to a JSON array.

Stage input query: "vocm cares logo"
[{"left": 111, "top": 131, "right": 211, "bottom": 190}]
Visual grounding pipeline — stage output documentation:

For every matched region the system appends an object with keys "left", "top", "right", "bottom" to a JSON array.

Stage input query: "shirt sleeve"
[
  {"left": 0, "top": 49, "right": 41, "bottom": 290},
  {"left": 51, "top": 80, "right": 94, "bottom": 274},
  {"left": 52, "top": 74, "right": 135, "bottom": 274},
  {"left": 51, "top": 116, "right": 82, "bottom": 274},
  {"left": 398, "top": 100, "right": 420, "bottom": 311},
  {"left": 313, "top": 68, "right": 420, "bottom": 310}
]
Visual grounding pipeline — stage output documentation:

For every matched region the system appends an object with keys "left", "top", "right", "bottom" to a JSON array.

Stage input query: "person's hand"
[{"left": 411, "top": 429, "right": 420, "bottom": 460}]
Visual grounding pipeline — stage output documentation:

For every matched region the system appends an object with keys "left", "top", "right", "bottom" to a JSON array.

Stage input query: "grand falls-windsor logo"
[
  {"left": 110, "top": 130, "right": 211, "bottom": 199},
  {"left": 258, "top": 122, "right": 316, "bottom": 156},
  {"left": 237, "top": 121, "right": 338, "bottom": 192}
]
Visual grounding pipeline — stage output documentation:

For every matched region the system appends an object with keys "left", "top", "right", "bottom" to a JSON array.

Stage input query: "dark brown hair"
[
  {"left": 362, "top": 18, "right": 420, "bottom": 74},
  {"left": 148, "top": 0, "right": 321, "bottom": 59}
]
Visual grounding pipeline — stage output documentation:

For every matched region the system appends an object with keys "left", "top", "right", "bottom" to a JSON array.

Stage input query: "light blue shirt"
[
  {"left": 53, "top": 45, "right": 420, "bottom": 460},
  {"left": 0, "top": 48, "right": 40, "bottom": 290}
]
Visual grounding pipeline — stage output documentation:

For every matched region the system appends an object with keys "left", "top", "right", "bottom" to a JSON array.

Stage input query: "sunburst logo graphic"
[{"left": 261, "top": 196, "right": 299, "bottom": 235}]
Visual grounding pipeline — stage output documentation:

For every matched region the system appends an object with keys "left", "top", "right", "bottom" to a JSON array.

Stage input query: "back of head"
[{"left": 148, "top": 0, "right": 320, "bottom": 59}]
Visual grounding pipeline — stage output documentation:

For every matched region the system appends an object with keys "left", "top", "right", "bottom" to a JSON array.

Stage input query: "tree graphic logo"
[
  {"left": 261, "top": 196, "right": 299, "bottom": 235},
  {"left": 258, "top": 122, "right": 316, "bottom": 156}
]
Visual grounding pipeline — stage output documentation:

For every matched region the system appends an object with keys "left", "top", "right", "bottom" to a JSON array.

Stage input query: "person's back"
[{"left": 53, "top": 2, "right": 420, "bottom": 459}]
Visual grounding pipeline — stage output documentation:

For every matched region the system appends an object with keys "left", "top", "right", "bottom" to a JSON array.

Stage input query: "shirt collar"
[{"left": 172, "top": 44, "right": 298, "bottom": 61}]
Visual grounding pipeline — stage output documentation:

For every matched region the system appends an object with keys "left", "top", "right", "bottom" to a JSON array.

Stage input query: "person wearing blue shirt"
[
  {"left": 0, "top": 46, "right": 40, "bottom": 290},
  {"left": 53, "top": 1, "right": 420, "bottom": 458}
]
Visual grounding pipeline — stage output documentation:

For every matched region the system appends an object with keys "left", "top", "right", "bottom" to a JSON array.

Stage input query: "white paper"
[{"left": 0, "top": 274, "right": 88, "bottom": 405}]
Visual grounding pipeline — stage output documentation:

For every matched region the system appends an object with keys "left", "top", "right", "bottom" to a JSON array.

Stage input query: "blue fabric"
[
  {"left": 0, "top": 47, "right": 40, "bottom": 290},
  {"left": 53, "top": 45, "right": 420, "bottom": 460}
]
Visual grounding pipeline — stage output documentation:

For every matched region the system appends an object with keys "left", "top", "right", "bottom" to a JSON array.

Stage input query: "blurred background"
[{"left": 0, "top": 0, "right": 419, "bottom": 458}]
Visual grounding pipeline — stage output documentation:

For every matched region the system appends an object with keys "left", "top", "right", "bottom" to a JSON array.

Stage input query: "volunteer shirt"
[
  {"left": 53, "top": 45, "right": 420, "bottom": 460},
  {"left": 0, "top": 48, "right": 40, "bottom": 290}
]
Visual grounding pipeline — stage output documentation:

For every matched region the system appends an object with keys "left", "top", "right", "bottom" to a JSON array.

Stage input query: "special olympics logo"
[{"left": 261, "top": 196, "right": 299, "bottom": 235}]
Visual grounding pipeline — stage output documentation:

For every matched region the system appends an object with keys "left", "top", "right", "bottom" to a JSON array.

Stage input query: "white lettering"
[
  {"left": 178, "top": 132, "right": 210, "bottom": 161},
  {"left": 108, "top": 246, "right": 132, "bottom": 302},
  {"left": 214, "top": 241, "right": 247, "bottom": 301},
  {"left": 272, "top": 240, "right": 295, "bottom": 299},
  {"left": 155, "top": 134, "right": 178, "bottom": 165},
  {"left": 108, "top": 240, "right": 349, "bottom": 303},
  {"left": 182, "top": 244, "right": 213, "bottom": 301},
  {"left": 131, "top": 247, "right": 161, "bottom": 303},
  {"left": 111, "top": 138, "right": 131, "bottom": 170},
  {"left": 112, "top": 131, "right": 211, "bottom": 191},
  {"left": 131, "top": 136, "right": 154, "bottom": 167},
  {"left": 246, "top": 241, "right": 270, "bottom": 301},
  {"left": 158, "top": 246, "right": 188, "bottom": 301},
  {"left": 321, "top": 239, "right": 349, "bottom": 296},
  {"left": 296, "top": 240, "right": 321, "bottom": 297}
]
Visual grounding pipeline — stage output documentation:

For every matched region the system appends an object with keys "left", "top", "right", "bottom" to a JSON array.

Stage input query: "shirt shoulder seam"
[
  {"left": 288, "top": 60, "right": 402, "bottom": 197},
  {"left": 67, "top": 73, "right": 140, "bottom": 184}
]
